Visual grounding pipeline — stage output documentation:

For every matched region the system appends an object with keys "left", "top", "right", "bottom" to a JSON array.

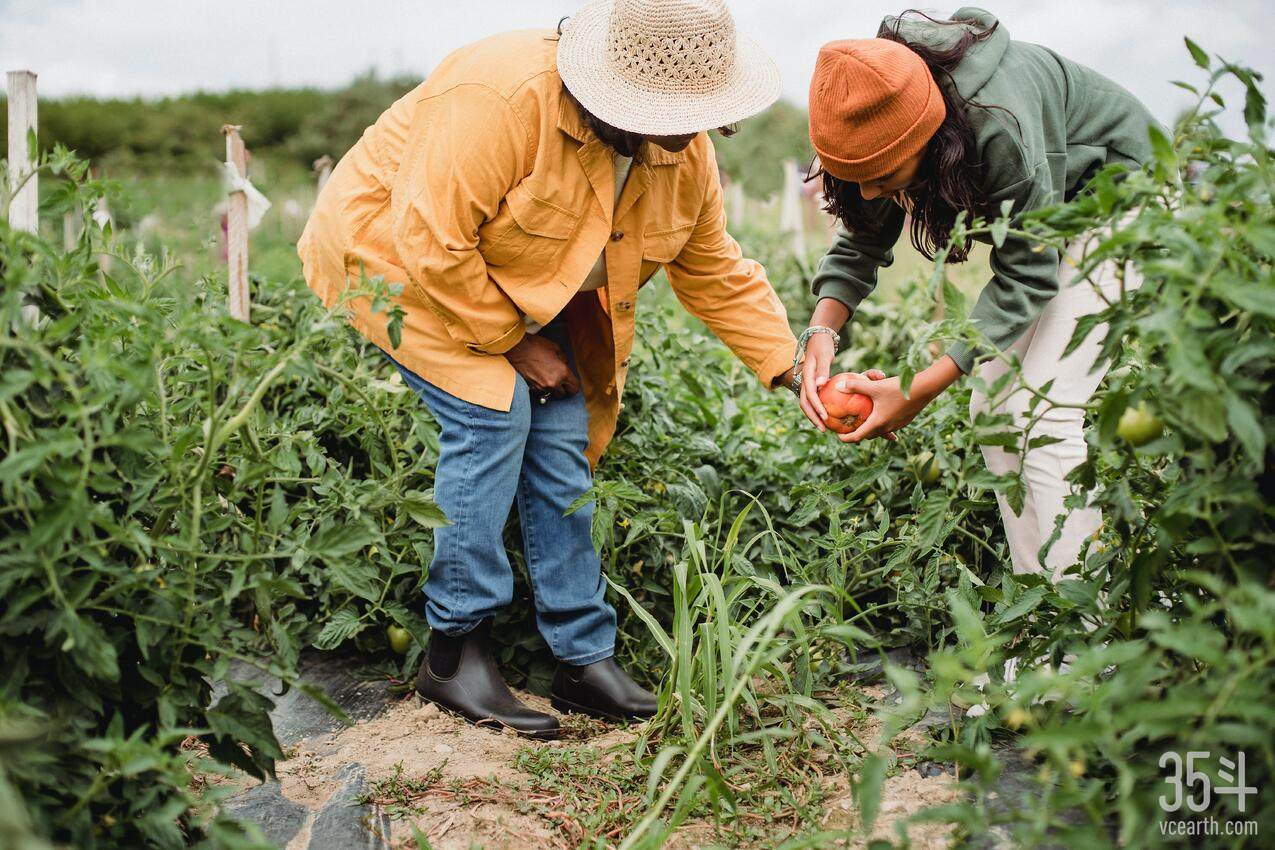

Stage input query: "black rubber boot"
[
  {"left": 550, "top": 656, "right": 658, "bottom": 721},
  {"left": 415, "top": 620, "right": 560, "bottom": 739}
]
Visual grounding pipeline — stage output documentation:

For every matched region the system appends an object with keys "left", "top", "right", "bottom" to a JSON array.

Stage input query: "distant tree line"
[{"left": 1, "top": 71, "right": 813, "bottom": 198}]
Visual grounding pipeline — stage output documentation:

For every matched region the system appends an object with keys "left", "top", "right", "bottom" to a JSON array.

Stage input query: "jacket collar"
[{"left": 557, "top": 93, "right": 592, "bottom": 143}]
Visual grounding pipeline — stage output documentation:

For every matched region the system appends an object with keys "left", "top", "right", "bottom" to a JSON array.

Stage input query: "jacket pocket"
[
  {"left": 481, "top": 185, "right": 580, "bottom": 268},
  {"left": 642, "top": 223, "right": 694, "bottom": 263}
]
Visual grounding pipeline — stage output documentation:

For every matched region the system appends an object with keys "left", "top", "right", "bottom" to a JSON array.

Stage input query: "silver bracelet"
[
  {"left": 798, "top": 325, "right": 841, "bottom": 356},
  {"left": 788, "top": 370, "right": 803, "bottom": 397},
  {"left": 791, "top": 326, "right": 840, "bottom": 393}
]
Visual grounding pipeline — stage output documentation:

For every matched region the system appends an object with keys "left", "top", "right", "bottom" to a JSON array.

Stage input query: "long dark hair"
[
  {"left": 562, "top": 86, "right": 649, "bottom": 160},
  {"left": 819, "top": 11, "right": 1000, "bottom": 262}
]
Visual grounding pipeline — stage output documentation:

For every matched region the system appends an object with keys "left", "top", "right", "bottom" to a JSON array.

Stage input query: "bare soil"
[{"left": 232, "top": 685, "right": 963, "bottom": 850}]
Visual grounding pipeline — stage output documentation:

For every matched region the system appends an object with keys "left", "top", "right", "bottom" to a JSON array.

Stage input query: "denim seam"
[
  {"left": 446, "top": 397, "right": 480, "bottom": 630},
  {"left": 516, "top": 448, "right": 561, "bottom": 655},
  {"left": 558, "top": 645, "right": 614, "bottom": 665}
]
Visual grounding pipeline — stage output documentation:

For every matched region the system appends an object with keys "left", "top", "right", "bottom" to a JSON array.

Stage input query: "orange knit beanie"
[{"left": 808, "top": 39, "right": 946, "bottom": 183}]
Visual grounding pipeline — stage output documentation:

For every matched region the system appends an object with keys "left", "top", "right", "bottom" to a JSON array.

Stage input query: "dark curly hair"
[{"left": 818, "top": 11, "right": 1001, "bottom": 262}]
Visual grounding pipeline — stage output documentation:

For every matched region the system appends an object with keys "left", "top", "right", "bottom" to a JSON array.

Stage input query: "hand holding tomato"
[
  {"left": 830, "top": 356, "right": 965, "bottom": 443},
  {"left": 793, "top": 302, "right": 905, "bottom": 440},
  {"left": 818, "top": 373, "right": 874, "bottom": 433},
  {"left": 799, "top": 364, "right": 894, "bottom": 439},
  {"left": 826, "top": 374, "right": 932, "bottom": 443}
]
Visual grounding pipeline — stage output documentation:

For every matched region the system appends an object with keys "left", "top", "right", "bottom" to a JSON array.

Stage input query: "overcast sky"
[{"left": 2, "top": 0, "right": 1271, "bottom": 130}]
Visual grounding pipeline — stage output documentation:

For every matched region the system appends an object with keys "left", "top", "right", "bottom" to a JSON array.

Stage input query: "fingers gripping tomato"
[{"left": 818, "top": 373, "right": 874, "bottom": 434}]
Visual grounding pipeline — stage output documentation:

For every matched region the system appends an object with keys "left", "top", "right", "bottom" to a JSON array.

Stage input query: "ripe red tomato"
[{"left": 818, "top": 373, "right": 874, "bottom": 434}]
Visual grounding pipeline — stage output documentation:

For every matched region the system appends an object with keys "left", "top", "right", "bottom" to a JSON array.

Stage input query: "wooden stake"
[
  {"left": 779, "top": 159, "right": 806, "bottom": 259},
  {"left": 87, "top": 167, "right": 114, "bottom": 273},
  {"left": 63, "top": 209, "right": 77, "bottom": 250},
  {"left": 313, "top": 155, "right": 334, "bottom": 195},
  {"left": 222, "top": 124, "right": 250, "bottom": 322},
  {"left": 725, "top": 179, "right": 745, "bottom": 226},
  {"left": 6, "top": 70, "right": 38, "bottom": 234}
]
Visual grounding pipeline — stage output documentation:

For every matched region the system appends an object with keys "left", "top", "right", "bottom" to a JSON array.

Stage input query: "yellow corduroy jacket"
[{"left": 298, "top": 29, "right": 797, "bottom": 466}]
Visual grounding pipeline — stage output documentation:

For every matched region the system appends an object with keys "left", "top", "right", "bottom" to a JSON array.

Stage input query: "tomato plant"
[{"left": 1, "top": 41, "right": 1270, "bottom": 850}]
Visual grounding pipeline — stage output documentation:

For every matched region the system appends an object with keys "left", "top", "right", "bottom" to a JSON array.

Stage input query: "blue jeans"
[{"left": 387, "top": 322, "right": 616, "bottom": 665}]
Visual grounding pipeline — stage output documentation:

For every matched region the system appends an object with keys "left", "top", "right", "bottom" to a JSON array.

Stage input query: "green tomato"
[
  {"left": 386, "top": 625, "right": 412, "bottom": 655},
  {"left": 1116, "top": 403, "right": 1164, "bottom": 447},
  {"left": 911, "top": 451, "right": 941, "bottom": 486}
]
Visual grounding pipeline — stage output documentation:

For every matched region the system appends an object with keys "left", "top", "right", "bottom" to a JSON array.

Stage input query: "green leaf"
[
  {"left": 328, "top": 561, "right": 381, "bottom": 602},
  {"left": 1147, "top": 124, "right": 1176, "bottom": 172},
  {"left": 386, "top": 308, "right": 404, "bottom": 349},
  {"left": 1191, "top": 392, "right": 1229, "bottom": 442},
  {"left": 298, "top": 682, "right": 354, "bottom": 726},
  {"left": 822, "top": 623, "right": 875, "bottom": 647},
  {"left": 994, "top": 585, "right": 1047, "bottom": 625},
  {"left": 1165, "top": 333, "right": 1217, "bottom": 391},
  {"left": 915, "top": 491, "right": 954, "bottom": 551},
  {"left": 57, "top": 612, "right": 121, "bottom": 681},
  {"left": 0, "top": 430, "right": 81, "bottom": 484},
  {"left": 1241, "top": 69, "right": 1268, "bottom": 134},
  {"left": 402, "top": 491, "right": 451, "bottom": 528},
  {"left": 1146, "top": 615, "right": 1226, "bottom": 665},
  {"left": 205, "top": 684, "right": 283, "bottom": 779},
  {"left": 856, "top": 753, "right": 886, "bottom": 835},
  {"left": 606, "top": 574, "right": 675, "bottom": 660},
  {"left": 989, "top": 217, "right": 1009, "bottom": 249},
  {"left": 1062, "top": 311, "right": 1107, "bottom": 358},
  {"left": 1213, "top": 275, "right": 1275, "bottom": 317},
  {"left": 306, "top": 524, "right": 378, "bottom": 560},
  {"left": 645, "top": 745, "right": 686, "bottom": 803},
  {"left": 1224, "top": 394, "right": 1265, "bottom": 467},
  {"left": 1184, "top": 37, "right": 1210, "bottom": 69},
  {"left": 314, "top": 608, "right": 365, "bottom": 650},
  {"left": 942, "top": 275, "right": 967, "bottom": 317}
]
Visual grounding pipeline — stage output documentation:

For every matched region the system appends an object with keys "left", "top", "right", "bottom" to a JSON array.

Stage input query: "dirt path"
[{"left": 226, "top": 684, "right": 962, "bottom": 850}]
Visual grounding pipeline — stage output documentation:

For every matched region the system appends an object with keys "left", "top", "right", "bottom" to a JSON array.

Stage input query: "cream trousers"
[{"left": 969, "top": 231, "right": 1140, "bottom": 582}]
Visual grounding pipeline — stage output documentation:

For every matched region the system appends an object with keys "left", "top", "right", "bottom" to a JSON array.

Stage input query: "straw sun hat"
[{"left": 557, "top": 0, "right": 782, "bottom": 135}]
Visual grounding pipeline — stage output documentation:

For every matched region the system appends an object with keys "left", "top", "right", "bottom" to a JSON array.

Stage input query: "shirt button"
[
  {"left": 610, "top": 230, "right": 624, "bottom": 241},
  {"left": 617, "top": 300, "right": 633, "bottom": 311},
  {"left": 620, "top": 357, "right": 631, "bottom": 369},
  {"left": 619, "top": 402, "right": 626, "bottom": 411}
]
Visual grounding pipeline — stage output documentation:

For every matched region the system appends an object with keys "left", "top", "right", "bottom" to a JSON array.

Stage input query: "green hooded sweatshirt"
[{"left": 810, "top": 7, "right": 1158, "bottom": 372}]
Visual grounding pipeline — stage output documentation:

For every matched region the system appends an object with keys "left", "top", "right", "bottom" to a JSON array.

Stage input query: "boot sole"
[
  {"left": 416, "top": 693, "right": 561, "bottom": 740},
  {"left": 550, "top": 694, "right": 654, "bottom": 723}
]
